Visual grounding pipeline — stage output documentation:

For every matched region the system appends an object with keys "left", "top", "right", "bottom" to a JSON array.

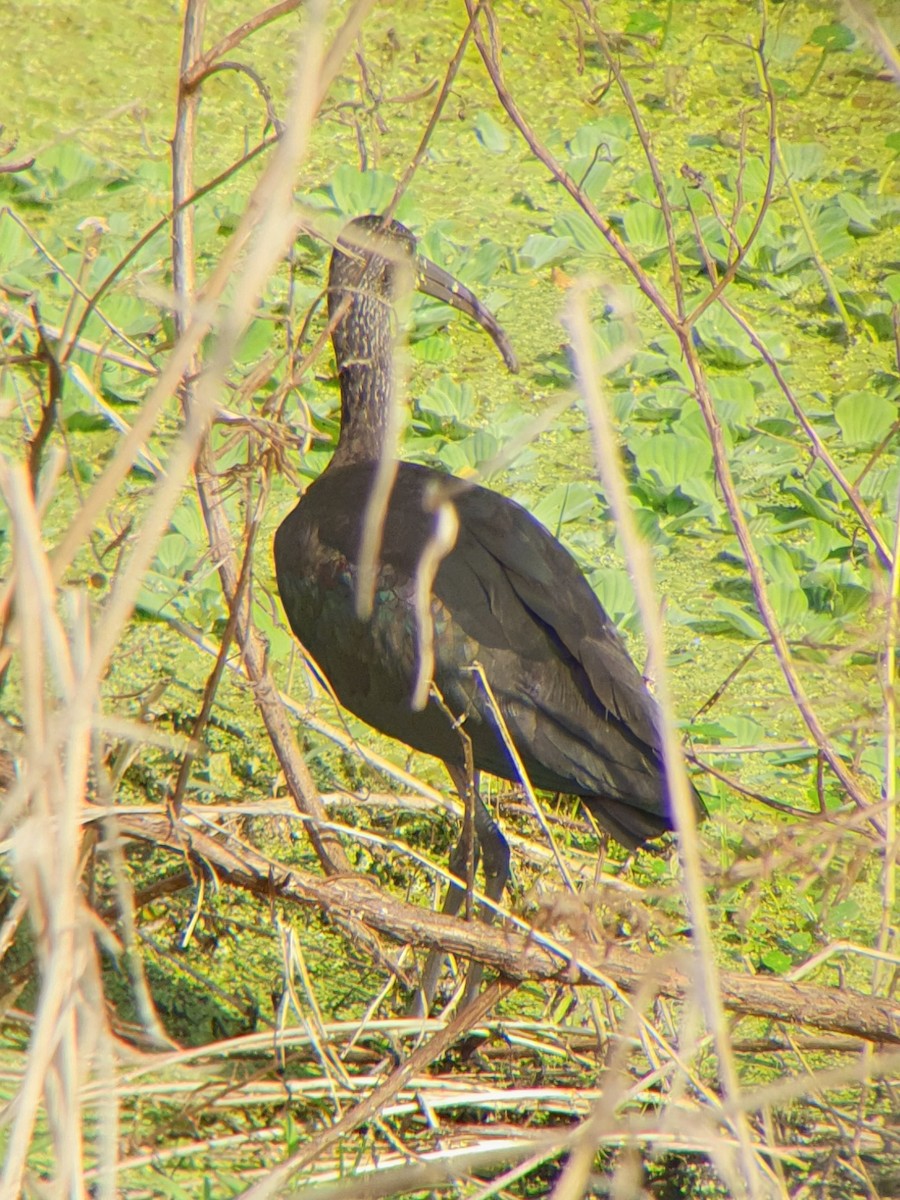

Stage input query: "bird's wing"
[{"left": 451, "top": 481, "right": 662, "bottom": 750}]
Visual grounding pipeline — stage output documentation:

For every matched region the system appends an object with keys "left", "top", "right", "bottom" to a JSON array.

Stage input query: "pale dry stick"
[
  {"left": 467, "top": 1146, "right": 574, "bottom": 1200},
  {"left": 564, "top": 287, "right": 770, "bottom": 1200},
  {"left": 410, "top": 487, "right": 459, "bottom": 709},
  {"left": 787, "top": 941, "right": 900, "bottom": 985},
  {"left": 298, "top": 1138, "right": 565, "bottom": 1200},
  {"left": 877, "top": 479, "right": 900, "bottom": 970},
  {"left": 236, "top": 978, "right": 513, "bottom": 1200},
  {"left": 171, "top": 0, "right": 206, "bottom": 317},
  {"left": 281, "top": 923, "right": 353, "bottom": 1111},
  {"left": 550, "top": 954, "right": 709, "bottom": 1200},
  {"left": 0, "top": 448, "right": 66, "bottom": 697},
  {"left": 854, "top": 472, "right": 900, "bottom": 1158},
  {"left": 87, "top": 1131, "right": 283, "bottom": 1187},
  {"left": 93, "top": 793, "right": 175, "bottom": 1049},
  {"left": 258, "top": 1136, "right": 560, "bottom": 1200},
  {"left": 733, "top": 1046, "right": 900, "bottom": 1120},
  {"left": 287, "top": 1124, "right": 801, "bottom": 1200},
  {"left": 0, "top": 894, "right": 27, "bottom": 965}
]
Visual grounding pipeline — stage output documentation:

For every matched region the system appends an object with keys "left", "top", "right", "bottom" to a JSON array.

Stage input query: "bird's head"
[{"left": 329, "top": 214, "right": 518, "bottom": 373}]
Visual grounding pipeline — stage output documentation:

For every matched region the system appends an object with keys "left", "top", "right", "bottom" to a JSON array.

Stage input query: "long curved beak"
[{"left": 416, "top": 256, "right": 520, "bottom": 374}]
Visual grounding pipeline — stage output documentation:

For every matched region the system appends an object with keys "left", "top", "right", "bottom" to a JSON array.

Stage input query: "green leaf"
[
  {"left": 716, "top": 714, "right": 769, "bottom": 745},
  {"left": 236, "top": 317, "right": 276, "bottom": 366},
  {"left": 809, "top": 23, "right": 854, "bottom": 52},
  {"left": 769, "top": 580, "right": 808, "bottom": 629},
  {"left": 531, "top": 482, "right": 597, "bottom": 533},
  {"left": 766, "top": 30, "right": 804, "bottom": 63},
  {"left": 64, "top": 364, "right": 163, "bottom": 475},
  {"left": 567, "top": 159, "right": 613, "bottom": 200},
  {"left": 519, "top": 233, "right": 572, "bottom": 269},
  {"left": 473, "top": 111, "right": 510, "bottom": 154},
  {"left": 761, "top": 948, "right": 793, "bottom": 974},
  {"left": 834, "top": 392, "right": 896, "bottom": 446},
  {"left": 710, "top": 599, "right": 766, "bottom": 639},
  {"left": 622, "top": 202, "right": 666, "bottom": 255},
  {"left": 838, "top": 191, "right": 877, "bottom": 234},
  {"left": 781, "top": 484, "right": 842, "bottom": 527},
  {"left": 569, "top": 118, "right": 631, "bottom": 161},
  {"left": 635, "top": 434, "right": 712, "bottom": 491},
  {"left": 827, "top": 899, "right": 860, "bottom": 930},
  {"left": 155, "top": 532, "right": 191, "bottom": 573},
  {"left": 693, "top": 307, "right": 754, "bottom": 366},
  {"left": 172, "top": 497, "right": 208, "bottom": 545},
  {"left": 441, "top": 430, "right": 500, "bottom": 474},
  {"left": 626, "top": 9, "right": 665, "bottom": 36},
  {"left": 410, "top": 334, "right": 454, "bottom": 364},
  {"left": 883, "top": 273, "right": 900, "bottom": 304},
  {"left": 589, "top": 567, "right": 637, "bottom": 627},
  {"left": 760, "top": 542, "right": 801, "bottom": 588},
  {"left": 328, "top": 165, "right": 397, "bottom": 217},
  {"left": 782, "top": 142, "right": 825, "bottom": 182},
  {"left": 417, "top": 376, "right": 476, "bottom": 427},
  {"left": 553, "top": 210, "right": 609, "bottom": 257}
]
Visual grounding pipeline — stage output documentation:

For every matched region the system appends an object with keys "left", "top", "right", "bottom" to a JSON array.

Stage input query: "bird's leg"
[
  {"left": 408, "top": 759, "right": 477, "bottom": 1016},
  {"left": 410, "top": 762, "right": 511, "bottom": 1016},
  {"left": 457, "top": 782, "right": 510, "bottom": 1009}
]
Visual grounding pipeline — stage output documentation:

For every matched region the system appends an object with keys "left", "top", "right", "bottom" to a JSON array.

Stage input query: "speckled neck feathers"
[{"left": 326, "top": 220, "right": 416, "bottom": 468}]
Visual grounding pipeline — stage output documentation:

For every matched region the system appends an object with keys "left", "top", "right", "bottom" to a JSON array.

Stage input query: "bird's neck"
[
  {"left": 331, "top": 360, "right": 395, "bottom": 467},
  {"left": 329, "top": 298, "right": 397, "bottom": 468}
]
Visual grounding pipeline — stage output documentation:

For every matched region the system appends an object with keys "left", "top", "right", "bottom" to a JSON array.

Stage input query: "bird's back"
[{"left": 275, "top": 461, "right": 703, "bottom": 847}]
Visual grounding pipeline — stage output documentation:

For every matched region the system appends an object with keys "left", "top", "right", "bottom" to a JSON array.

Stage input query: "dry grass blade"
[
  {"left": 564, "top": 283, "right": 769, "bottom": 1198},
  {"left": 0, "top": 463, "right": 113, "bottom": 1199}
]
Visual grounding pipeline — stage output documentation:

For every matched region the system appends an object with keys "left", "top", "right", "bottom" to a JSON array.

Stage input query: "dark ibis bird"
[{"left": 275, "top": 215, "right": 704, "bottom": 1006}]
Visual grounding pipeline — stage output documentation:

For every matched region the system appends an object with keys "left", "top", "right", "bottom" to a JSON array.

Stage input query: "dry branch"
[{"left": 106, "top": 809, "right": 900, "bottom": 1047}]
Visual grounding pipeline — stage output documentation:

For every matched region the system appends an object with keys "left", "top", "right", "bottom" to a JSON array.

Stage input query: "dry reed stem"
[
  {"left": 0, "top": 465, "right": 111, "bottom": 1199},
  {"left": 566, "top": 283, "right": 773, "bottom": 1197},
  {"left": 0, "top": 0, "right": 380, "bottom": 1189}
]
